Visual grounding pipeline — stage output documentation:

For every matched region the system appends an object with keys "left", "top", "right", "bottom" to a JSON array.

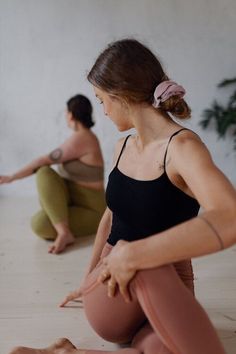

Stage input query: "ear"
[{"left": 68, "top": 111, "right": 74, "bottom": 122}]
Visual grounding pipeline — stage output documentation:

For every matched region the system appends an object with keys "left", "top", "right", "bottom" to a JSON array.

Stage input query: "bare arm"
[
  {"left": 0, "top": 155, "right": 53, "bottom": 183},
  {"left": 83, "top": 138, "right": 129, "bottom": 276},
  {"left": 85, "top": 207, "right": 112, "bottom": 275},
  {"left": 59, "top": 207, "right": 112, "bottom": 307},
  {"left": 127, "top": 136, "right": 236, "bottom": 271},
  {"left": 0, "top": 133, "right": 83, "bottom": 184}
]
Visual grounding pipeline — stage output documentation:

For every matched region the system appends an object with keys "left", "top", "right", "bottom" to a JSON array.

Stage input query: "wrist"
[
  {"left": 127, "top": 237, "right": 162, "bottom": 271},
  {"left": 10, "top": 174, "right": 16, "bottom": 182},
  {"left": 126, "top": 241, "right": 139, "bottom": 272}
]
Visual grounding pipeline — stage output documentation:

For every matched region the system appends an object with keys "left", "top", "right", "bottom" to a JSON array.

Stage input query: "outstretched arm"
[
  {"left": 0, "top": 133, "right": 83, "bottom": 184},
  {"left": 85, "top": 207, "right": 112, "bottom": 275},
  {"left": 59, "top": 206, "right": 112, "bottom": 307},
  {"left": 0, "top": 154, "right": 52, "bottom": 184}
]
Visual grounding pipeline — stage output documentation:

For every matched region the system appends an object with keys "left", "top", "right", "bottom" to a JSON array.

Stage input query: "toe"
[{"left": 50, "top": 337, "right": 76, "bottom": 350}]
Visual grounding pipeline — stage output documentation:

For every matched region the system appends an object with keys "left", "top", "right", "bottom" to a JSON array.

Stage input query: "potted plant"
[{"left": 199, "top": 78, "right": 236, "bottom": 150}]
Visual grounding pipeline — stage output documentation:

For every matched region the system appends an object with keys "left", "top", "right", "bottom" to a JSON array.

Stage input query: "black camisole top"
[{"left": 106, "top": 129, "right": 200, "bottom": 246}]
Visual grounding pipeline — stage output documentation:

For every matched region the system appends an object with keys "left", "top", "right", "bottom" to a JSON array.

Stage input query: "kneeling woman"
[
  {"left": 9, "top": 40, "right": 236, "bottom": 354},
  {"left": 0, "top": 94, "right": 106, "bottom": 254}
]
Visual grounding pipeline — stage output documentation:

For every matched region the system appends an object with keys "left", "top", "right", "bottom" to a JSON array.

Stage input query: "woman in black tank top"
[{"left": 12, "top": 40, "right": 236, "bottom": 354}]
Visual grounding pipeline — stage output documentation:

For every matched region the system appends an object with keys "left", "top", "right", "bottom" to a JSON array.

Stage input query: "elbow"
[
  {"left": 208, "top": 205, "right": 236, "bottom": 249},
  {"left": 37, "top": 156, "right": 52, "bottom": 167}
]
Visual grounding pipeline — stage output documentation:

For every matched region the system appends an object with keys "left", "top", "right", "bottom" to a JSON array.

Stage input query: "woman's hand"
[
  {"left": 0, "top": 175, "right": 14, "bottom": 184},
  {"left": 59, "top": 287, "right": 83, "bottom": 307},
  {"left": 98, "top": 240, "right": 136, "bottom": 303}
]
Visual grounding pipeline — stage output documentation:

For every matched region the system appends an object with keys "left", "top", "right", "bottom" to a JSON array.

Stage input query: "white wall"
[{"left": 0, "top": 0, "right": 236, "bottom": 196}]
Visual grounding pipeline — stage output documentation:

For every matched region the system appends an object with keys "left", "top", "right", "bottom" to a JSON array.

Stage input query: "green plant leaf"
[
  {"left": 218, "top": 78, "right": 236, "bottom": 88},
  {"left": 200, "top": 78, "right": 236, "bottom": 150}
]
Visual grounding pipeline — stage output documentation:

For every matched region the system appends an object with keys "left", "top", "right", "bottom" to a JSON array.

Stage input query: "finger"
[
  {"left": 117, "top": 239, "right": 126, "bottom": 247},
  {"left": 119, "top": 284, "right": 131, "bottom": 303},
  {"left": 107, "top": 278, "right": 117, "bottom": 298},
  {"left": 59, "top": 292, "right": 77, "bottom": 307},
  {"left": 102, "top": 257, "right": 108, "bottom": 266},
  {"left": 59, "top": 296, "right": 71, "bottom": 307},
  {"left": 98, "top": 269, "right": 110, "bottom": 283},
  {"left": 59, "top": 298, "right": 69, "bottom": 307}
]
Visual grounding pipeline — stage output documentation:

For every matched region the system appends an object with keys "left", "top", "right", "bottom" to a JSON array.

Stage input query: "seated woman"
[{"left": 0, "top": 94, "right": 106, "bottom": 254}]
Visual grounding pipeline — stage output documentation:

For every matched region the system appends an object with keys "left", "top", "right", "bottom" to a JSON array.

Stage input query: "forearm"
[
  {"left": 11, "top": 156, "right": 51, "bottom": 181},
  {"left": 128, "top": 208, "right": 236, "bottom": 271},
  {"left": 86, "top": 208, "right": 112, "bottom": 275}
]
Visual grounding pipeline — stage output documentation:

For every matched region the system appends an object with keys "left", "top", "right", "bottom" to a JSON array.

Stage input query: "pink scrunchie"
[{"left": 153, "top": 80, "right": 186, "bottom": 109}]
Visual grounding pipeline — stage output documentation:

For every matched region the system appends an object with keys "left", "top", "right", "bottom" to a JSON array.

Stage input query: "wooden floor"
[{"left": 0, "top": 197, "right": 236, "bottom": 354}]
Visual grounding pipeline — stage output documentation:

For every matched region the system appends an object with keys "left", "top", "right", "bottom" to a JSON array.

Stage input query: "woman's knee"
[
  {"left": 30, "top": 213, "right": 56, "bottom": 240},
  {"left": 35, "top": 165, "right": 54, "bottom": 182}
]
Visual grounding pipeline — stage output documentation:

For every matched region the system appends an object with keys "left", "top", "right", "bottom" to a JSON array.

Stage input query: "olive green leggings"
[{"left": 31, "top": 166, "right": 106, "bottom": 240}]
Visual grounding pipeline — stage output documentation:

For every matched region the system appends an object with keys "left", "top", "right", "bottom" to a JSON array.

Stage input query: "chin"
[
  {"left": 116, "top": 123, "right": 133, "bottom": 131},
  {"left": 117, "top": 126, "right": 130, "bottom": 132}
]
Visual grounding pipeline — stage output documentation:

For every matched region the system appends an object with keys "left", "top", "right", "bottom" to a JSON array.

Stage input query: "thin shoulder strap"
[
  {"left": 163, "top": 128, "right": 189, "bottom": 171},
  {"left": 115, "top": 135, "right": 132, "bottom": 167}
]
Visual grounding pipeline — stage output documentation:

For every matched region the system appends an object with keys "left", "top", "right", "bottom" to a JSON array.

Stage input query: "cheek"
[
  {"left": 102, "top": 102, "right": 109, "bottom": 116},
  {"left": 104, "top": 102, "right": 116, "bottom": 118}
]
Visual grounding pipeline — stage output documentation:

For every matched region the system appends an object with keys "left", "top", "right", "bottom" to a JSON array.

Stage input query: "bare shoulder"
[
  {"left": 169, "top": 129, "right": 212, "bottom": 169},
  {"left": 168, "top": 129, "right": 236, "bottom": 210},
  {"left": 65, "top": 131, "right": 82, "bottom": 144},
  {"left": 70, "top": 130, "right": 98, "bottom": 146}
]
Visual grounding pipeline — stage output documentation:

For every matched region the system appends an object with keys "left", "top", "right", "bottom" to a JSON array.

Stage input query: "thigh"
[
  {"left": 36, "top": 166, "right": 70, "bottom": 204},
  {"left": 69, "top": 207, "right": 102, "bottom": 237},
  {"left": 67, "top": 181, "right": 106, "bottom": 214},
  {"left": 82, "top": 245, "right": 146, "bottom": 344},
  {"left": 132, "top": 266, "right": 225, "bottom": 354}
]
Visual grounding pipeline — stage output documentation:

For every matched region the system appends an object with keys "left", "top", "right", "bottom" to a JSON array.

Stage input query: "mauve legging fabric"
[{"left": 81, "top": 243, "right": 225, "bottom": 354}]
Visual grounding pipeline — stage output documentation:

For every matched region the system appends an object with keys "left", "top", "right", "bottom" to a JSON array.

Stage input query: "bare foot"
[
  {"left": 9, "top": 347, "right": 45, "bottom": 354},
  {"left": 48, "top": 233, "right": 75, "bottom": 254},
  {"left": 9, "top": 338, "right": 85, "bottom": 354},
  {"left": 48, "top": 338, "right": 77, "bottom": 353}
]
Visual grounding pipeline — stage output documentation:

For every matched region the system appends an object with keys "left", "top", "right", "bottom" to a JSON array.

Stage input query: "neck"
[
  {"left": 73, "top": 122, "right": 88, "bottom": 133},
  {"left": 129, "top": 105, "right": 178, "bottom": 148}
]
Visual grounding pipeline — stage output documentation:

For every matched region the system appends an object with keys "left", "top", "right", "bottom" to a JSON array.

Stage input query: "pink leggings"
[{"left": 81, "top": 243, "right": 225, "bottom": 354}]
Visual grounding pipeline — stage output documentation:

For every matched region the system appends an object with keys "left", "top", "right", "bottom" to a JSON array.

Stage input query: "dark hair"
[
  {"left": 67, "top": 94, "right": 94, "bottom": 128},
  {"left": 87, "top": 39, "right": 191, "bottom": 119}
]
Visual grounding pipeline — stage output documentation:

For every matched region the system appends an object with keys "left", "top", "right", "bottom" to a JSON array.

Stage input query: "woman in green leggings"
[{"left": 0, "top": 94, "right": 106, "bottom": 254}]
